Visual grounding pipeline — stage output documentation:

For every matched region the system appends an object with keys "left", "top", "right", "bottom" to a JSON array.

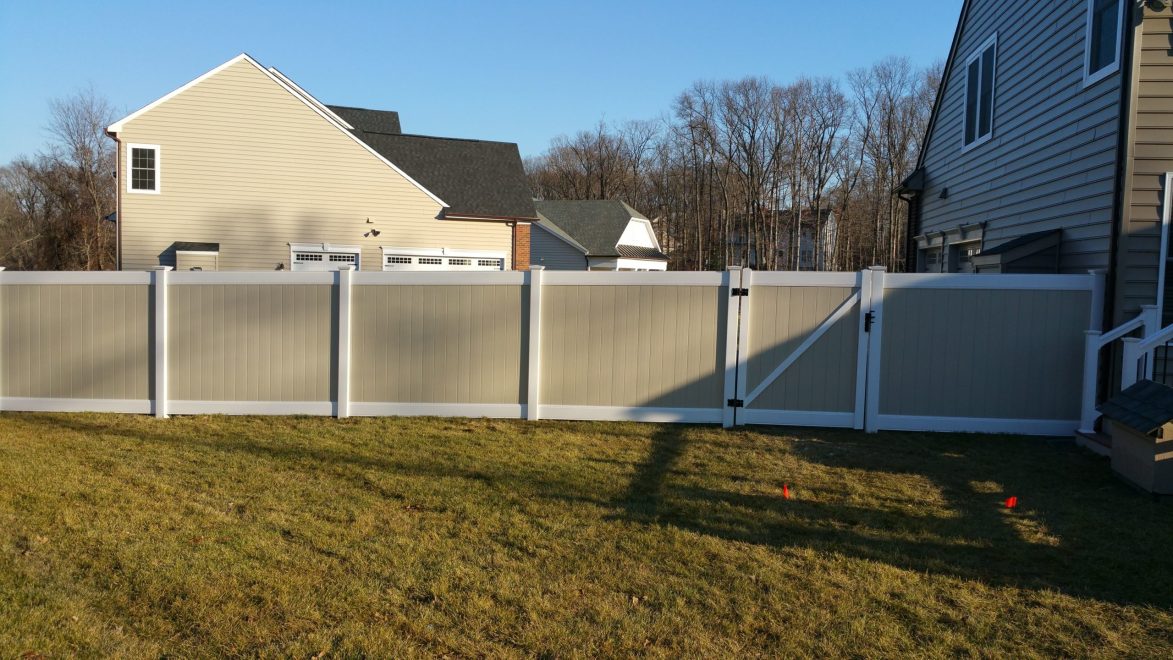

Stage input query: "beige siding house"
[
  {"left": 903, "top": 0, "right": 1173, "bottom": 327},
  {"left": 107, "top": 54, "right": 537, "bottom": 272}
]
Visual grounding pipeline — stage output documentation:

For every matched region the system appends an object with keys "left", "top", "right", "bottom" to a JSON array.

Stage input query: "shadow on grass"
[
  {"left": 13, "top": 413, "right": 1173, "bottom": 610},
  {"left": 614, "top": 424, "right": 1173, "bottom": 610}
]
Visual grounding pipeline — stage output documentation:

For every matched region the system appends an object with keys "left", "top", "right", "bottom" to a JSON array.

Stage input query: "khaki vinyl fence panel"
[
  {"left": 878, "top": 288, "right": 1089, "bottom": 420},
  {"left": 538, "top": 284, "right": 725, "bottom": 409},
  {"left": 350, "top": 284, "right": 524, "bottom": 404},
  {"left": 167, "top": 284, "right": 336, "bottom": 402},
  {"left": 0, "top": 284, "right": 150, "bottom": 400},
  {"left": 745, "top": 286, "right": 858, "bottom": 413}
]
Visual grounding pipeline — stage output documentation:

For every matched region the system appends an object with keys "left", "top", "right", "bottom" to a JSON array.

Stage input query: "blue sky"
[{"left": 0, "top": 1, "right": 962, "bottom": 162}]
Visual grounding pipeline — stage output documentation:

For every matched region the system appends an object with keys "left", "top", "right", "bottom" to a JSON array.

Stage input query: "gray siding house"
[
  {"left": 902, "top": 0, "right": 1173, "bottom": 326},
  {"left": 532, "top": 201, "right": 668, "bottom": 271}
]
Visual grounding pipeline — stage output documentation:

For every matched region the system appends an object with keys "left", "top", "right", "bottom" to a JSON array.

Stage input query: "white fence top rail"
[
  {"left": 353, "top": 271, "right": 526, "bottom": 286},
  {"left": 542, "top": 271, "right": 725, "bottom": 286},
  {"left": 883, "top": 273, "right": 1093, "bottom": 291},
  {"left": 750, "top": 271, "right": 859, "bottom": 287},
  {"left": 0, "top": 271, "right": 153, "bottom": 285}
]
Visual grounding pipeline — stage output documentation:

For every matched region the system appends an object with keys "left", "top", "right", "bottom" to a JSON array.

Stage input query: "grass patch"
[{"left": 1, "top": 413, "right": 1171, "bottom": 656}]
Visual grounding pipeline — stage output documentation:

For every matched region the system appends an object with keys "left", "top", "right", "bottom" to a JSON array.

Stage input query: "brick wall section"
[{"left": 512, "top": 222, "right": 531, "bottom": 271}]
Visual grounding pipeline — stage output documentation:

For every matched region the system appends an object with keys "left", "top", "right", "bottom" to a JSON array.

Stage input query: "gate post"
[
  {"left": 863, "top": 266, "right": 886, "bottom": 433},
  {"left": 734, "top": 268, "right": 753, "bottom": 426},
  {"left": 853, "top": 268, "right": 874, "bottom": 430},
  {"left": 722, "top": 266, "right": 743, "bottom": 428}
]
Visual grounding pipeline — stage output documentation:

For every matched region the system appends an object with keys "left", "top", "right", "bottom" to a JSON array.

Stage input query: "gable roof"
[
  {"left": 106, "top": 54, "right": 448, "bottom": 209},
  {"left": 1100, "top": 379, "right": 1173, "bottom": 435},
  {"left": 327, "top": 106, "right": 401, "bottom": 135},
  {"left": 533, "top": 216, "right": 588, "bottom": 253},
  {"left": 533, "top": 200, "right": 665, "bottom": 259},
  {"left": 355, "top": 130, "right": 537, "bottom": 220}
]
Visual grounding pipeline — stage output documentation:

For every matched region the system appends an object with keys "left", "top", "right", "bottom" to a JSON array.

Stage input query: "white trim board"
[
  {"left": 168, "top": 400, "right": 335, "bottom": 416},
  {"left": 538, "top": 405, "right": 723, "bottom": 424},
  {"left": 749, "top": 271, "right": 859, "bottom": 287},
  {"left": 169, "top": 271, "right": 334, "bottom": 285},
  {"left": 874, "top": 414, "right": 1078, "bottom": 437},
  {"left": 349, "top": 402, "right": 524, "bottom": 419},
  {"left": 0, "top": 398, "right": 152, "bottom": 414},
  {"left": 106, "top": 53, "right": 448, "bottom": 209},
  {"left": 542, "top": 271, "right": 722, "bottom": 286},
  {"left": 737, "top": 409, "right": 856, "bottom": 428}
]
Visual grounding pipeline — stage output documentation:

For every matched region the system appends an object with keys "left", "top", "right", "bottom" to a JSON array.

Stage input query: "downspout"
[{"left": 1104, "top": 3, "right": 1138, "bottom": 330}]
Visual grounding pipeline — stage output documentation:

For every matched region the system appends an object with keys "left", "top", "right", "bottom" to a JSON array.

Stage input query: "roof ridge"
[{"left": 392, "top": 132, "right": 518, "bottom": 146}]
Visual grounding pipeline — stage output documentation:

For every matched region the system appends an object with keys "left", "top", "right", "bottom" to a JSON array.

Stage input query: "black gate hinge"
[
  {"left": 730, "top": 288, "right": 749, "bottom": 297},
  {"left": 727, "top": 398, "right": 744, "bottom": 408},
  {"left": 864, "top": 311, "right": 875, "bottom": 332}
]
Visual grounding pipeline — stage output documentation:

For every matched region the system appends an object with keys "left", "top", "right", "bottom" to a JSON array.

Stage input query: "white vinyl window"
[
  {"left": 381, "top": 247, "right": 506, "bottom": 271},
  {"left": 289, "top": 243, "right": 361, "bottom": 271},
  {"left": 1084, "top": 0, "right": 1124, "bottom": 87},
  {"left": 126, "top": 144, "right": 160, "bottom": 194},
  {"left": 962, "top": 34, "right": 997, "bottom": 151}
]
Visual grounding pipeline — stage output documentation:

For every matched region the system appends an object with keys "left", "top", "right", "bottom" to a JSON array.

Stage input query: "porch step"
[{"left": 1075, "top": 430, "right": 1112, "bottom": 457}]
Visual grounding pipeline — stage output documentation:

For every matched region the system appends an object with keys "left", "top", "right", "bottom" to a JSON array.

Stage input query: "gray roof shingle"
[
  {"left": 1100, "top": 379, "right": 1173, "bottom": 435},
  {"left": 533, "top": 200, "right": 663, "bottom": 258},
  {"left": 354, "top": 129, "right": 536, "bottom": 220},
  {"left": 326, "top": 105, "right": 401, "bottom": 134}
]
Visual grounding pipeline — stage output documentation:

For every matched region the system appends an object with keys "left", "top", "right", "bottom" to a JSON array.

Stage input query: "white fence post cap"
[
  {"left": 338, "top": 264, "right": 356, "bottom": 271},
  {"left": 149, "top": 266, "right": 174, "bottom": 271}
]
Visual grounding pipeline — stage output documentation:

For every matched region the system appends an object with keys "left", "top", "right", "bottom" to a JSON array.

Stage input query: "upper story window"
[
  {"left": 963, "top": 35, "right": 997, "bottom": 150},
  {"left": 126, "top": 144, "right": 160, "bottom": 194},
  {"left": 1085, "top": 0, "right": 1124, "bottom": 86}
]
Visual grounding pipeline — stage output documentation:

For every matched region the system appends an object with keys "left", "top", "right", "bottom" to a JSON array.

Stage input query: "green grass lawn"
[{"left": 1, "top": 413, "right": 1171, "bottom": 657}]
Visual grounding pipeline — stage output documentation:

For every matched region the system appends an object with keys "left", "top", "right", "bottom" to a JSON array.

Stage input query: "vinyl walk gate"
[
  {"left": 725, "top": 267, "right": 1095, "bottom": 435},
  {"left": 0, "top": 267, "right": 1095, "bottom": 435}
]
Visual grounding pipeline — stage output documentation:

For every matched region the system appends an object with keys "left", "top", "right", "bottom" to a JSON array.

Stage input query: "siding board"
[{"left": 117, "top": 59, "right": 512, "bottom": 271}]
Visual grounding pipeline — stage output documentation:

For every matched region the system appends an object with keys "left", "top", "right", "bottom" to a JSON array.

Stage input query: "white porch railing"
[{"left": 1079, "top": 272, "right": 1162, "bottom": 434}]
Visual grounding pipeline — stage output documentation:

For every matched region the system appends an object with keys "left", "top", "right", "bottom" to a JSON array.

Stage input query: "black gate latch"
[{"left": 864, "top": 311, "right": 876, "bottom": 332}]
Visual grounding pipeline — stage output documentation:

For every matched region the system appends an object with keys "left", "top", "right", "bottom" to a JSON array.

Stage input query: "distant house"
[
  {"left": 105, "top": 54, "right": 537, "bottom": 272},
  {"left": 900, "top": 0, "right": 1173, "bottom": 325},
  {"left": 531, "top": 200, "right": 668, "bottom": 271}
]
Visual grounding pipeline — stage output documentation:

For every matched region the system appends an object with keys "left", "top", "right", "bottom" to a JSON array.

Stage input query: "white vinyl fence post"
[
  {"left": 526, "top": 266, "right": 544, "bottom": 421},
  {"left": 864, "top": 266, "right": 886, "bottom": 433},
  {"left": 336, "top": 265, "right": 354, "bottom": 418},
  {"left": 1121, "top": 337, "right": 1143, "bottom": 390},
  {"left": 1088, "top": 269, "right": 1106, "bottom": 332},
  {"left": 1079, "top": 330, "right": 1102, "bottom": 434},
  {"left": 734, "top": 268, "right": 753, "bottom": 426},
  {"left": 722, "top": 266, "right": 743, "bottom": 428},
  {"left": 151, "top": 266, "right": 172, "bottom": 418}
]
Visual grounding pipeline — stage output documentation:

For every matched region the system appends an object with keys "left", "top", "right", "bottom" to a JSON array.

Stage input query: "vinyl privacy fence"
[{"left": 0, "top": 267, "right": 1097, "bottom": 435}]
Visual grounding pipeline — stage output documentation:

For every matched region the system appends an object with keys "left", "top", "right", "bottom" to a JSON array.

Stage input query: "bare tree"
[{"left": 0, "top": 87, "right": 117, "bottom": 270}]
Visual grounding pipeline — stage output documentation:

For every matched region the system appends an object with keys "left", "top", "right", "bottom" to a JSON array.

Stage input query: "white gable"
[{"left": 618, "top": 218, "right": 658, "bottom": 249}]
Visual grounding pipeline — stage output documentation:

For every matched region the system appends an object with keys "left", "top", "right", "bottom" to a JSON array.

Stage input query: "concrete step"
[{"left": 1075, "top": 430, "right": 1112, "bottom": 457}]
